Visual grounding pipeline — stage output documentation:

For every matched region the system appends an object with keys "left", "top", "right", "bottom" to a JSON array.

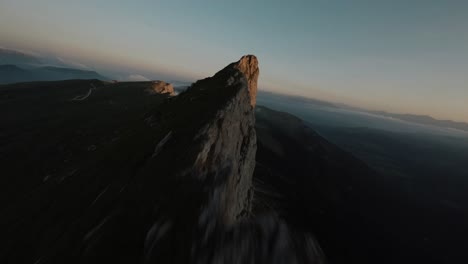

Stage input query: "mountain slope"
[
  {"left": 0, "top": 56, "right": 325, "bottom": 264},
  {"left": 35, "top": 66, "right": 108, "bottom": 81},
  {"left": 369, "top": 110, "right": 468, "bottom": 132},
  {"left": 0, "top": 48, "right": 42, "bottom": 66},
  {"left": 254, "top": 105, "right": 384, "bottom": 263},
  {"left": 254, "top": 106, "right": 468, "bottom": 264},
  {"left": 0, "top": 64, "right": 108, "bottom": 84},
  {"left": 0, "top": 65, "right": 36, "bottom": 84},
  {"left": 4, "top": 56, "right": 462, "bottom": 264}
]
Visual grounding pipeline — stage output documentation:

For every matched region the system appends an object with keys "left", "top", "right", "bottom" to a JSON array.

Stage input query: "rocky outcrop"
[
  {"left": 138, "top": 55, "right": 260, "bottom": 262},
  {"left": 147, "top": 80, "right": 175, "bottom": 95},
  {"left": 192, "top": 56, "right": 258, "bottom": 226},
  {"left": 143, "top": 55, "right": 325, "bottom": 264},
  {"left": 228, "top": 55, "right": 259, "bottom": 107}
]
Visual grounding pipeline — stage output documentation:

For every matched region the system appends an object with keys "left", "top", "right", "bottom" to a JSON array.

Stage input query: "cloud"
[
  {"left": 56, "top": 57, "right": 91, "bottom": 70},
  {"left": 128, "top": 74, "right": 150, "bottom": 81}
]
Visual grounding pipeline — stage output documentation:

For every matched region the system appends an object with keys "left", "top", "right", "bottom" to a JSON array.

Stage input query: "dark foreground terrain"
[
  {"left": 257, "top": 91, "right": 468, "bottom": 263},
  {"left": 255, "top": 106, "right": 468, "bottom": 264},
  {"left": 0, "top": 56, "right": 326, "bottom": 263},
  {"left": 1, "top": 56, "right": 466, "bottom": 264}
]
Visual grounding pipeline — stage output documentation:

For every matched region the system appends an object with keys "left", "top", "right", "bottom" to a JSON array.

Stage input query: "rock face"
[
  {"left": 192, "top": 56, "right": 258, "bottom": 225},
  {"left": 147, "top": 80, "right": 175, "bottom": 95},
  {"left": 143, "top": 55, "right": 325, "bottom": 264},
  {"left": 230, "top": 55, "right": 259, "bottom": 107}
]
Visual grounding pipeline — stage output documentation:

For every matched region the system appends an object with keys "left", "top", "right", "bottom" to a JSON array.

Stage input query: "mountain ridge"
[
  {"left": 0, "top": 55, "right": 327, "bottom": 263},
  {"left": 0, "top": 64, "right": 108, "bottom": 84},
  {"left": 0, "top": 47, "right": 42, "bottom": 66},
  {"left": 368, "top": 110, "right": 468, "bottom": 132},
  {"left": 258, "top": 91, "right": 468, "bottom": 133}
]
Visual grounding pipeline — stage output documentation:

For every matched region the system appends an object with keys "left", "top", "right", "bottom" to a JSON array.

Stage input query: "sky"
[{"left": 1, "top": 0, "right": 467, "bottom": 122}]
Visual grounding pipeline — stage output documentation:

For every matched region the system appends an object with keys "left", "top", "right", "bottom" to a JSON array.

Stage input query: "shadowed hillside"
[
  {"left": 254, "top": 106, "right": 468, "bottom": 264},
  {"left": 0, "top": 56, "right": 325, "bottom": 264}
]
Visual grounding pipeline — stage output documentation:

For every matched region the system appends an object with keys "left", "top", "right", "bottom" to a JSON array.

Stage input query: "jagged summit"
[
  {"left": 233, "top": 55, "right": 259, "bottom": 107},
  {"left": 220, "top": 55, "right": 259, "bottom": 107}
]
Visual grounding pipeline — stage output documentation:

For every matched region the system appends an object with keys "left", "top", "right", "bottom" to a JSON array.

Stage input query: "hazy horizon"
[{"left": 1, "top": 0, "right": 467, "bottom": 122}]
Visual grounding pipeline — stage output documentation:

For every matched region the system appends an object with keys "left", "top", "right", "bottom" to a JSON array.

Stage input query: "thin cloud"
[
  {"left": 128, "top": 74, "right": 150, "bottom": 81},
  {"left": 56, "top": 57, "right": 91, "bottom": 70}
]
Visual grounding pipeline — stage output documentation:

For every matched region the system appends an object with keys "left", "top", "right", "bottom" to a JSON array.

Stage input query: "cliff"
[
  {"left": 0, "top": 56, "right": 258, "bottom": 263},
  {"left": 229, "top": 55, "right": 259, "bottom": 107},
  {"left": 141, "top": 55, "right": 259, "bottom": 222},
  {"left": 193, "top": 55, "right": 259, "bottom": 224},
  {"left": 0, "top": 55, "right": 325, "bottom": 264},
  {"left": 141, "top": 55, "right": 324, "bottom": 263}
]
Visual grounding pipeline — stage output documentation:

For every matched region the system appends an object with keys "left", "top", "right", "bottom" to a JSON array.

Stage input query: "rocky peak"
[
  {"left": 173, "top": 55, "right": 259, "bottom": 225},
  {"left": 224, "top": 55, "right": 259, "bottom": 107},
  {"left": 140, "top": 55, "right": 260, "bottom": 261}
]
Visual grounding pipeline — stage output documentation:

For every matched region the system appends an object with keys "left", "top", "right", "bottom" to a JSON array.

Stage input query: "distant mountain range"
[
  {"left": 2, "top": 47, "right": 465, "bottom": 133},
  {"left": 258, "top": 90, "right": 336, "bottom": 108},
  {"left": 367, "top": 110, "right": 468, "bottom": 133},
  {"left": 0, "top": 48, "right": 42, "bottom": 66},
  {"left": 0, "top": 64, "right": 108, "bottom": 84},
  {"left": 0, "top": 48, "right": 108, "bottom": 84},
  {"left": 258, "top": 91, "right": 468, "bottom": 133}
]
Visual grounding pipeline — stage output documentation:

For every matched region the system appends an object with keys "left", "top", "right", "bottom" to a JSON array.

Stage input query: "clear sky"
[{"left": 1, "top": 0, "right": 467, "bottom": 122}]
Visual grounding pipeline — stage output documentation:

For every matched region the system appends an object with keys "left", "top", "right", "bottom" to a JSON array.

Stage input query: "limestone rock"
[
  {"left": 192, "top": 70, "right": 257, "bottom": 225},
  {"left": 232, "top": 55, "right": 259, "bottom": 107},
  {"left": 147, "top": 81, "right": 175, "bottom": 95}
]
